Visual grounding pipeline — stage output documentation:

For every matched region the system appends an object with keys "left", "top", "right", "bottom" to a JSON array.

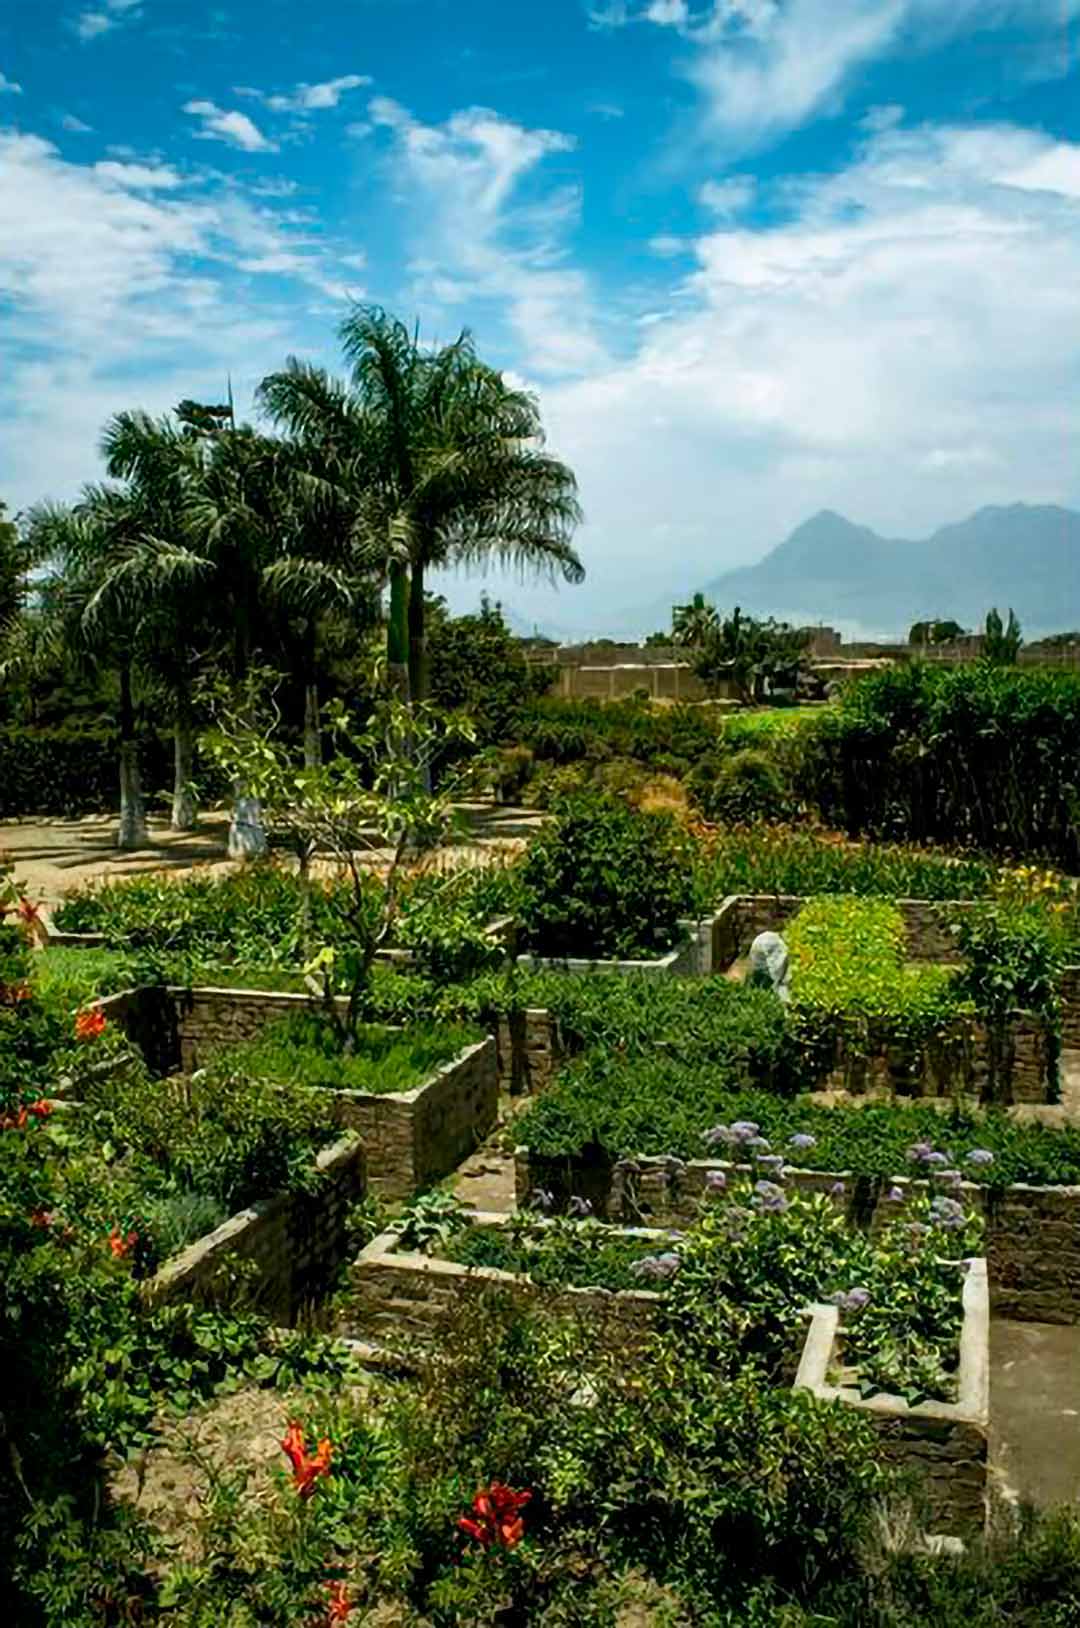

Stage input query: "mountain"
[{"left": 699, "top": 504, "right": 1080, "bottom": 638}]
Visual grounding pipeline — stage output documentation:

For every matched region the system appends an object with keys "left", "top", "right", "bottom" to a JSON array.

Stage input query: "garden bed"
[
  {"left": 712, "top": 892, "right": 978, "bottom": 968},
  {"left": 516, "top": 908, "right": 727, "bottom": 979},
  {"left": 794, "top": 1259, "right": 989, "bottom": 1538},
  {"left": 142, "top": 1133, "right": 366, "bottom": 1324},
  {"left": 514, "top": 1147, "right": 1080, "bottom": 1323},
  {"left": 346, "top": 1211, "right": 665, "bottom": 1348}
]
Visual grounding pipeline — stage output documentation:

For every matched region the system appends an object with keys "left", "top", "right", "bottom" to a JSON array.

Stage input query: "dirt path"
[{"left": 2, "top": 801, "right": 545, "bottom": 908}]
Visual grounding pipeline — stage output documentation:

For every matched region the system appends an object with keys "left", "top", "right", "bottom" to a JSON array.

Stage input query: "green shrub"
[
  {"left": 518, "top": 791, "right": 699, "bottom": 958},
  {"left": 800, "top": 662, "right": 1080, "bottom": 865},
  {"left": 699, "top": 822, "right": 999, "bottom": 900},
  {"left": 690, "top": 746, "right": 793, "bottom": 823}
]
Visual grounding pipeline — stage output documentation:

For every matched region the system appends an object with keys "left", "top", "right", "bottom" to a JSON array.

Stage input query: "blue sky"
[{"left": 2, "top": 1, "right": 1079, "bottom": 633}]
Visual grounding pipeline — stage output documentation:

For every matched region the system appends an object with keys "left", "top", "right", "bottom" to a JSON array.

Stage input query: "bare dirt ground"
[{"left": 2, "top": 801, "right": 545, "bottom": 908}]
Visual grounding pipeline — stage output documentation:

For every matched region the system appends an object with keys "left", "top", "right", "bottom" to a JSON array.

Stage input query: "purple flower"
[
  {"left": 788, "top": 1133, "right": 816, "bottom": 1151},
  {"left": 730, "top": 1121, "right": 760, "bottom": 1142},
  {"left": 828, "top": 1181, "right": 846, "bottom": 1198},
  {"left": 907, "top": 1140, "right": 934, "bottom": 1164},
  {"left": 757, "top": 1155, "right": 786, "bottom": 1177},
  {"left": 830, "top": 1286, "right": 871, "bottom": 1314},
  {"left": 745, "top": 1136, "right": 771, "bottom": 1154},
  {"left": 705, "top": 1169, "right": 727, "bottom": 1192},
  {"left": 929, "top": 1196, "right": 966, "bottom": 1230},
  {"left": 630, "top": 1252, "right": 680, "bottom": 1283},
  {"left": 753, "top": 1180, "right": 788, "bottom": 1214},
  {"left": 567, "top": 1195, "right": 592, "bottom": 1218},
  {"left": 966, "top": 1148, "right": 994, "bottom": 1167},
  {"left": 530, "top": 1188, "right": 554, "bottom": 1214},
  {"left": 925, "top": 1151, "right": 950, "bottom": 1168},
  {"left": 702, "top": 1124, "right": 732, "bottom": 1148},
  {"left": 885, "top": 1186, "right": 905, "bottom": 1203}
]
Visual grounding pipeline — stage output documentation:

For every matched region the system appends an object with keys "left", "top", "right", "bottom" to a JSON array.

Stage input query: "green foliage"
[
  {"left": 698, "top": 821, "right": 1000, "bottom": 900},
  {"left": 984, "top": 605, "right": 1023, "bottom": 665},
  {"left": 909, "top": 618, "right": 966, "bottom": 646},
  {"left": 786, "top": 896, "right": 966, "bottom": 1077},
  {"left": 685, "top": 603, "right": 810, "bottom": 703},
  {"left": 518, "top": 790, "right": 699, "bottom": 958},
  {"left": 428, "top": 595, "right": 554, "bottom": 746},
  {"left": 447, "top": 1212, "right": 666, "bottom": 1290},
  {"left": 800, "top": 661, "right": 1080, "bottom": 864},
  {"left": 518, "top": 1058, "right": 1080, "bottom": 1182},
  {"left": 215, "top": 1010, "right": 482, "bottom": 1096},
  {"left": 0, "top": 725, "right": 177, "bottom": 818},
  {"left": 690, "top": 745, "right": 793, "bottom": 822},
  {"left": 956, "top": 899, "right": 1068, "bottom": 1017}
]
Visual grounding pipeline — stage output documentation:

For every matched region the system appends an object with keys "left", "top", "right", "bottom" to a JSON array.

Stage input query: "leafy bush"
[
  {"left": 690, "top": 745, "right": 794, "bottom": 822},
  {"left": 518, "top": 791, "right": 700, "bottom": 958},
  {"left": 0, "top": 725, "right": 170, "bottom": 818},
  {"left": 517, "top": 1057, "right": 1080, "bottom": 1183},
  {"left": 800, "top": 662, "right": 1080, "bottom": 865},
  {"left": 214, "top": 1011, "right": 483, "bottom": 1096},
  {"left": 698, "top": 821, "right": 999, "bottom": 900},
  {"left": 956, "top": 900, "right": 1069, "bottom": 1018}
]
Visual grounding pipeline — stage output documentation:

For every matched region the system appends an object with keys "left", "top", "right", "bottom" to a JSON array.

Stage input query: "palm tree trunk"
[
  {"left": 171, "top": 685, "right": 197, "bottom": 831},
  {"left": 227, "top": 611, "right": 267, "bottom": 860},
  {"left": 116, "top": 662, "right": 148, "bottom": 850},
  {"left": 303, "top": 626, "right": 322, "bottom": 769},
  {"left": 387, "top": 560, "right": 410, "bottom": 703},
  {"left": 407, "top": 560, "right": 427, "bottom": 705}
]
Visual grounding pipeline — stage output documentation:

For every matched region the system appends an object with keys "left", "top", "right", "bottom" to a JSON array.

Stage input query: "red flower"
[
  {"left": 458, "top": 1482, "right": 532, "bottom": 1550},
  {"left": 16, "top": 897, "right": 41, "bottom": 928},
  {"left": 1, "top": 1100, "right": 50, "bottom": 1131},
  {"left": 75, "top": 1009, "right": 107, "bottom": 1041},
  {"left": 108, "top": 1226, "right": 138, "bottom": 1259},
  {"left": 280, "top": 1422, "right": 333, "bottom": 1499},
  {"left": 324, "top": 1580, "right": 352, "bottom": 1623},
  {"left": 29, "top": 1208, "right": 54, "bottom": 1230},
  {"left": 27, "top": 1099, "right": 52, "bottom": 1120}
]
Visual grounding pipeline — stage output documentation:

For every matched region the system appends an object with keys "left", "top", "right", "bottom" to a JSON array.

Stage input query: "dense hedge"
[
  {"left": 800, "top": 663, "right": 1080, "bottom": 865},
  {"left": 0, "top": 728, "right": 172, "bottom": 819}
]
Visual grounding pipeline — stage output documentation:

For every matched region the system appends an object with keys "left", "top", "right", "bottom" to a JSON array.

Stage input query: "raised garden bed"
[
  {"left": 141, "top": 1132, "right": 366, "bottom": 1324},
  {"left": 712, "top": 893, "right": 978, "bottom": 968},
  {"left": 516, "top": 908, "right": 728, "bottom": 979},
  {"left": 345, "top": 1211, "right": 665, "bottom": 1348},
  {"left": 795, "top": 1259, "right": 989, "bottom": 1538},
  {"left": 99, "top": 985, "right": 499, "bottom": 1201},
  {"left": 515, "top": 1147, "right": 1080, "bottom": 1324}
]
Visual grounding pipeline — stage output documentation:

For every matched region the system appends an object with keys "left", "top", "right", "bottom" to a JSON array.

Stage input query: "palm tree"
[
  {"left": 257, "top": 305, "right": 584, "bottom": 706},
  {"left": 672, "top": 592, "right": 719, "bottom": 648},
  {"left": 24, "top": 489, "right": 154, "bottom": 850}
]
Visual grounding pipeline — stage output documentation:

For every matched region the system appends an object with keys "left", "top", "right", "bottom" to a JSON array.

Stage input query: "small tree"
[
  {"left": 908, "top": 618, "right": 965, "bottom": 647},
  {"left": 685, "top": 603, "right": 808, "bottom": 703},
  {"left": 202, "top": 676, "right": 475, "bottom": 1051},
  {"left": 984, "top": 606, "right": 1022, "bottom": 665}
]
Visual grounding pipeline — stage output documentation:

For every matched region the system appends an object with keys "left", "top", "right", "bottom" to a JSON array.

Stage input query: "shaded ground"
[
  {"left": 3, "top": 801, "right": 544, "bottom": 908},
  {"left": 990, "top": 1319, "right": 1080, "bottom": 1508}
]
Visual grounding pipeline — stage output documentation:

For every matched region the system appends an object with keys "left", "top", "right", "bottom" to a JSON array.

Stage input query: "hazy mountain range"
[{"left": 698, "top": 503, "right": 1080, "bottom": 640}]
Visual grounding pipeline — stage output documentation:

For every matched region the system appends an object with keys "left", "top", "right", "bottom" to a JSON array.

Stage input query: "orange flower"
[
  {"left": 75, "top": 1009, "right": 107, "bottom": 1041},
  {"left": 108, "top": 1227, "right": 138, "bottom": 1259},
  {"left": 15, "top": 897, "right": 41, "bottom": 928},
  {"left": 27, "top": 1099, "right": 52, "bottom": 1120},
  {"left": 280, "top": 1422, "right": 333, "bottom": 1499},
  {"left": 29, "top": 1209, "right": 54, "bottom": 1229},
  {"left": 458, "top": 1481, "right": 532, "bottom": 1549},
  {"left": 324, "top": 1581, "right": 352, "bottom": 1623}
]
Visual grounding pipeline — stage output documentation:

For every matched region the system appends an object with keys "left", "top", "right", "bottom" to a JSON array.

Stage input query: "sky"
[{"left": 2, "top": 0, "right": 1079, "bottom": 635}]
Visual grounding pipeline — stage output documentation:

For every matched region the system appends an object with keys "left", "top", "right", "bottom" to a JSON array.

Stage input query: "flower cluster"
[
  {"left": 458, "top": 1481, "right": 532, "bottom": 1549},
  {"left": 75, "top": 1008, "right": 108, "bottom": 1042},
  {"left": 1, "top": 1098, "right": 52, "bottom": 1132},
  {"left": 629, "top": 1251, "right": 681, "bottom": 1282},
  {"left": 280, "top": 1423, "right": 333, "bottom": 1499}
]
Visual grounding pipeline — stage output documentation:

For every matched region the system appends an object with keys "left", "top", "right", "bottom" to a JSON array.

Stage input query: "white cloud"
[
  {"left": 699, "top": 175, "right": 755, "bottom": 214},
  {"left": 60, "top": 113, "right": 94, "bottom": 132},
  {"left": 0, "top": 130, "right": 366, "bottom": 507},
  {"left": 237, "top": 75, "right": 372, "bottom": 115},
  {"left": 183, "top": 100, "right": 278, "bottom": 153},
  {"left": 645, "top": 0, "right": 689, "bottom": 23},
  {"left": 368, "top": 98, "right": 604, "bottom": 376},
  {"left": 73, "top": 0, "right": 144, "bottom": 42},
  {"left": 0, "top": 72, "right": 22, "bottom": 95},
  {"left": 587, "top": 101, "right": 625, "bottom": 119},
  {"left": 522, "top": 118, "right": 1080, "bottom": 629}
]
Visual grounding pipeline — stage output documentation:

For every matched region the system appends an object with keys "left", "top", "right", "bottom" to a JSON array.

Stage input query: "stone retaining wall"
[
  {"left": 713, "top": 893, "right": 976, "bottom": 966},
  {"left": 141, "top": 1134, "right": 366, "bottom": 1323},
  {"left": 515, "top": 1149, "right": 1080, "bottom": 1323},
  {"left": 101, "top": 986, "right": 498, "bottom": 1201},
  {"left": 517, "top": 909, "right": 727, "bottom": 980},
  {"left": 795, "top": 1260, "right": 989, "bottom": 1537},
  {"left": 493, "top": 1007, "right": 567, "bottom": 1095},
  {"left": 1061, "top": 966, "right": 1080, "bottom": 1051},
  {"left": 346, "top": 1214, "right": 662, "bottom": 1350},
  {"left": 812, "top": 1011, "right": 1054, "bottom": 1105}
]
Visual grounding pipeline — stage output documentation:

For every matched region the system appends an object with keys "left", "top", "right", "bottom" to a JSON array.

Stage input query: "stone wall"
[
  {"left": 102, "top": 987, "right": 498, "bottom": 1202},
  {"left": 713, "top": 893, "right": 976, "bottom": 966},
  {"left": 493, "top": 1008, "right": 566, "bottom": 1095},
  {"left": 795, "top": 1261, "right": 989, "bottom": 1537},
  {"left": 346, "top": 1216, "right": 661, "bottom": 1350},
  {"left": 330, "top": 1038, "right": 498, "bottom": 1201},
  {"left": 515, "top": 1149, "right": 1080, "bottom": 1323},
  {"left": 1061, "top": 966, "right": 1080, "bottom": 1050},
  {"left": 517, "top": 909, "right": 726, "bottom": 981},
  {"left": 141, "top": 1134, "right": 366, "bottom": 1324}
]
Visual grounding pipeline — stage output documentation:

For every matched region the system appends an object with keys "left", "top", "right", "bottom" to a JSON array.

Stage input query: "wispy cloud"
[
  {"left": 0, "top": 72, "right": 23, "bottom": 95},
  {"left": 369, "top": 97, "right": 604, "bottom": 376},
  {"left": 60, "top": 112, "right": 95, "bottom": 132},
  {"left": 698, "top": 175, "right": 755, "bottom": 214},
  {"left": 183, "top": 100, "right": 279, "bottom": 153},
  {"left": 73, "top": 0, "right": 144, "bottom": 43},
  {"left": 236, "top": 75, "right": 372, "bottom": 115}
]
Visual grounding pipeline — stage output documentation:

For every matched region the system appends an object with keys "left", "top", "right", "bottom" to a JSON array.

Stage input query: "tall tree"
[{"left": 258, "top": 305, "right": 584, "bottom": 706}]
